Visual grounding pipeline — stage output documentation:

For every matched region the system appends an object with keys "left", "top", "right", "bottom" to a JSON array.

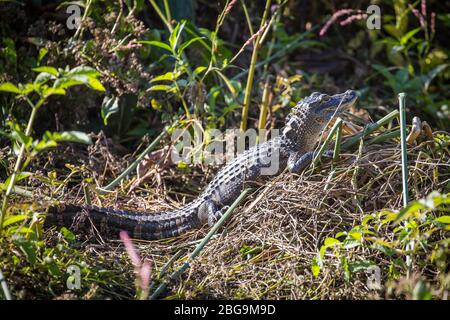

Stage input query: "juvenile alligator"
[{"left": 45, "top": 90, "right": 357, "bottom": 240}]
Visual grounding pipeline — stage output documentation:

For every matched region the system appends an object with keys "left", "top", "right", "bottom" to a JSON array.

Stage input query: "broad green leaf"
[
  {"left": 349, "top": 261, "right": 376, "bottom": 273},
  {"left": 66, "top": 65, "right": 100, "bottom": 77},
  {"left": 395, "top": 202, "right": 424, "bottom": 222},
  {"left": 151, "top": 99, "right": 162, "bottom": 110},
  {"left": 60, "top": 227, "right": 76, "bottom": 241},
  {"left": 53, "top": 77, "right": 82, "bottom": 90},
  {"left": 192, "top": 66, "right": 207, "bottom": 79},
  {"left": 395, "top": 68, "right": 409, "bottom": 84},
  {"left": 69, "top": 75, "right": 105, "bottom": 91},
  {"left": 311, "top": 256, "right": 321, "bottom": 278},
  {"left": 54, "top": 75, "right": 105, "bottom": 92},
  {"left": 85, "top": 76, "right": 105, "bottom": 91},
  {"left": 14, "top": 237, "right": 37, "bottom": 264},
  {"left": 435, "top": 216, "right": 450, "bottom": 224},
  {"left": 33, "top": 66, "right": 59, "bottom": 76},
  {"left": 178, "top": 36, "right": 204, "bottom": 55},
  {"left": 335, "top": 231, "right": 347, "bottom": 239},
  {"left": 151, "top": 72, "right": 176, "bottom": 82},
  {"left": 0, "top": 82, "right": 21, "bottom": 94},
  {"left": 55, "top": 131, "right": 92, "bottom": 144},
  {"left": 0, "top": 172, "right": 32, "bottom": 191},
  {"left": 362, "top": 215, "right": 375, "bottom": 226},
  {"left": 384, "top": 24, "right": 401, "bottom": 39},
  {"left": 340, "top": 257, "right": 350, "bottom": 281},
  {"left": 17, "top": 227, "right": 35, "bottom": 234},
  {"left": 400, "top": 28, "right": 421, "bottom": 45},
  {"left": 319, "top": 245, "right": 327, "bottom": 260},
  {"left": 423, "top": 64, "right": 449, "bottom": 91},
  {"left": 37, "top": 47, "right": 48, "bottom": 64},
  {"left": 348, "top": 231, "right": 362, "bottom": 241},
  {"left": 34, "top": 72, "right": 54, "bottom": 85},
  {"left": 10, "top": 123, "right": 32, "bottom": 147},
  {"left": 147, "top": 84, "right": 173, "bottom": 92},
  {"left": 377, "top": 38, "right": 401, "bottom": 46},
  {"left": 101, "top": 95, "right": 119, "bottom": 125},
  {"left": 42, "top": 87, "right": 66, "bottom": 97},
  {"left": 2, "top": 214, "right": 29, "bottom": 227},
  {"left": 343, "top": 239, "right": 361, "bottom": 249},
  {"left": 170, "top": 21, "right": 186, "bottom": 51},
  {"left": 413, "top": 281, "right": 433, "bottom": 300},
  {"left": 215, "top": 70, "right": 236, "bottom": 96},
  {"left": 138, "top": 40, "right": 172, "bottom": 52},
  {"left": 372, "top": 64, "right": 397, "bottom": 91},
  {"left": 21, "top": 83, "right": 37, "bottom": 94},
  {"left": 54, "top": 66, "right": 106, "bottom": 91},
  {"left": 324, "top": 237, "right": 341, "bottom": 247},
  {"left": 34, "top": 138, "right": 58, "bottom": 152}
]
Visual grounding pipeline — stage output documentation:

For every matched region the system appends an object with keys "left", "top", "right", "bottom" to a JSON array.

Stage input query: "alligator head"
[{"left": 282, "top": 90, "right": 358, "bottom": 150}]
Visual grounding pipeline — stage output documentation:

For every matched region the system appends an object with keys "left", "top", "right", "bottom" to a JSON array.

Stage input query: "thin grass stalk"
[
  {"left": 73, "top": 0, "right": 92, "bottom": 40},
  {"left": 258, "top": 79, "right": 271, "bottom": 131},
  {"left": 351, "top": 126, "right": 367, "bottom": 214},
  {"left": 10, "top": 186, "right": 40, "bottom": 199},
  {"left": 398, "top": 94, "right": 410, "bottom": 205},
  {"left": 206, "top": 26, "right": 318, "bottom": 99},
  {"left": 240, "top": 0, "right": 254, "bottom": 35},
  {"left": 0, "top": 100, "right": 42, "bottom": 235},
  {"left": 0, "top": 270, "right": 12, "bottom": 300},
  {"left": 312, "top": 118, "right": 343, "bottom": 167},
  {"left": 148, "top": 0, "right": 191, "bottom": 75},
  {"left": 332, "top": 120, "right": 343, "bottom": 167},
  {"left": 324, "top": 120, "right": 344, "bottom": 190},
  {"left": 202, "top": 0, "right": 232, "bottom": 77},
  {"left": 399, "top": 93, "right": 413, "bottom": 276},
  {"left": 83, "top": 182, "right": 91, "bottom": 205},
  {"left": 163, "top": 0, "right": 172, "bottom": 23},
  {"left": 149, "top": 188, "right": 253, "bottom": 299},
  {"left": 148, "top": 249, "right": 184, "bottom": 294},
  {"left": 111, "top": 0, "right": 124, "bottom": 35},
  {"left": 148, "top": 0, "right": 172, "bottom": 32},
  {"left": 341, "top": 110, "right": 399, "bottom": 151},
  {"left": 262, "top": 7, "right": 283, "bottom": 80},
  {"left": 99, "top": 122, "right": 177, "bottom": 192},
  {"left": 367, "top": 129, "right": 400, "bottom": 145},
  {"left": 240, "top": 0, "right": 272, "bottom": 132}
]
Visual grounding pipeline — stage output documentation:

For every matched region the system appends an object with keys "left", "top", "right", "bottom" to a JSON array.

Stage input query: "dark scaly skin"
[{"left": 45, "top": 90, "right": 358, "bottom": 240}]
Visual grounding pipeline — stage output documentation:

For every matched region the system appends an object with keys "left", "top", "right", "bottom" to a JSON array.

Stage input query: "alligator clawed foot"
[
  {"left": 322, "top": 150, "right": 335, "bottom": 159},
  {"left": 207, "top": 205, "right": 230, "bottom": 227}
]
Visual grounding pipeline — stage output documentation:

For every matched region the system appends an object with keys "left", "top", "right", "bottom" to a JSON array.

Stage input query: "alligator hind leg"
[
  {"left": 207, "top": 205, "right": 229, "bottom": 227},
  {"left": 197, "top": 200, "right": 230, "bottom": 227},
  {"left": 198, "top": 199, "right": 217, "bottom": 225}
]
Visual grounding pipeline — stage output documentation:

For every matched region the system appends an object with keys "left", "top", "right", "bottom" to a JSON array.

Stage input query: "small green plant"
[
  {"left": 0, "top": 64, "right": 125, "bottom": 299},
  {"left": 141, "top": 20, "right": 206, "bottom": 119},
  {"left": 312, "top": 191, "right": 450, "bottom": 298},
  {"left": 373, "top": 0, "right": 449, "bottom": 127},
  {"left": 0, "top": 213, "right": 123, "bottom": 299},
  {"left": 0, "top": 65, "right": 105, "bottom": 234}
]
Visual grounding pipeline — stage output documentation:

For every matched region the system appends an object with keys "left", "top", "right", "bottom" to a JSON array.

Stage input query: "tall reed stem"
[
  {"left": 240, "top": 0, "right": 272, "bottom": 132},
  {"left": 399, "top": 92, "right": 413, "bottom": 276}
]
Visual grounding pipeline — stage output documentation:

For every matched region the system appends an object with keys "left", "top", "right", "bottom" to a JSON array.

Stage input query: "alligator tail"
[{"left": 44, "top": 203, "right": 202, "bottom": 240}]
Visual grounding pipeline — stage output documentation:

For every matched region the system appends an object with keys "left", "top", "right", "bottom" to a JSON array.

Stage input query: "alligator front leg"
[
  {"left": 287, "top": 151, "right": 314, "bottom": 173},
  {"left": 287, "top": 150, "right": 335, "bottom": 173}
]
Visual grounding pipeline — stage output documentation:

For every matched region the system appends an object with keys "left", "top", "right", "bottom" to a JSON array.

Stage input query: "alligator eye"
[{"left": 321, "top": 95, "right": 331, "bottom": 102}]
